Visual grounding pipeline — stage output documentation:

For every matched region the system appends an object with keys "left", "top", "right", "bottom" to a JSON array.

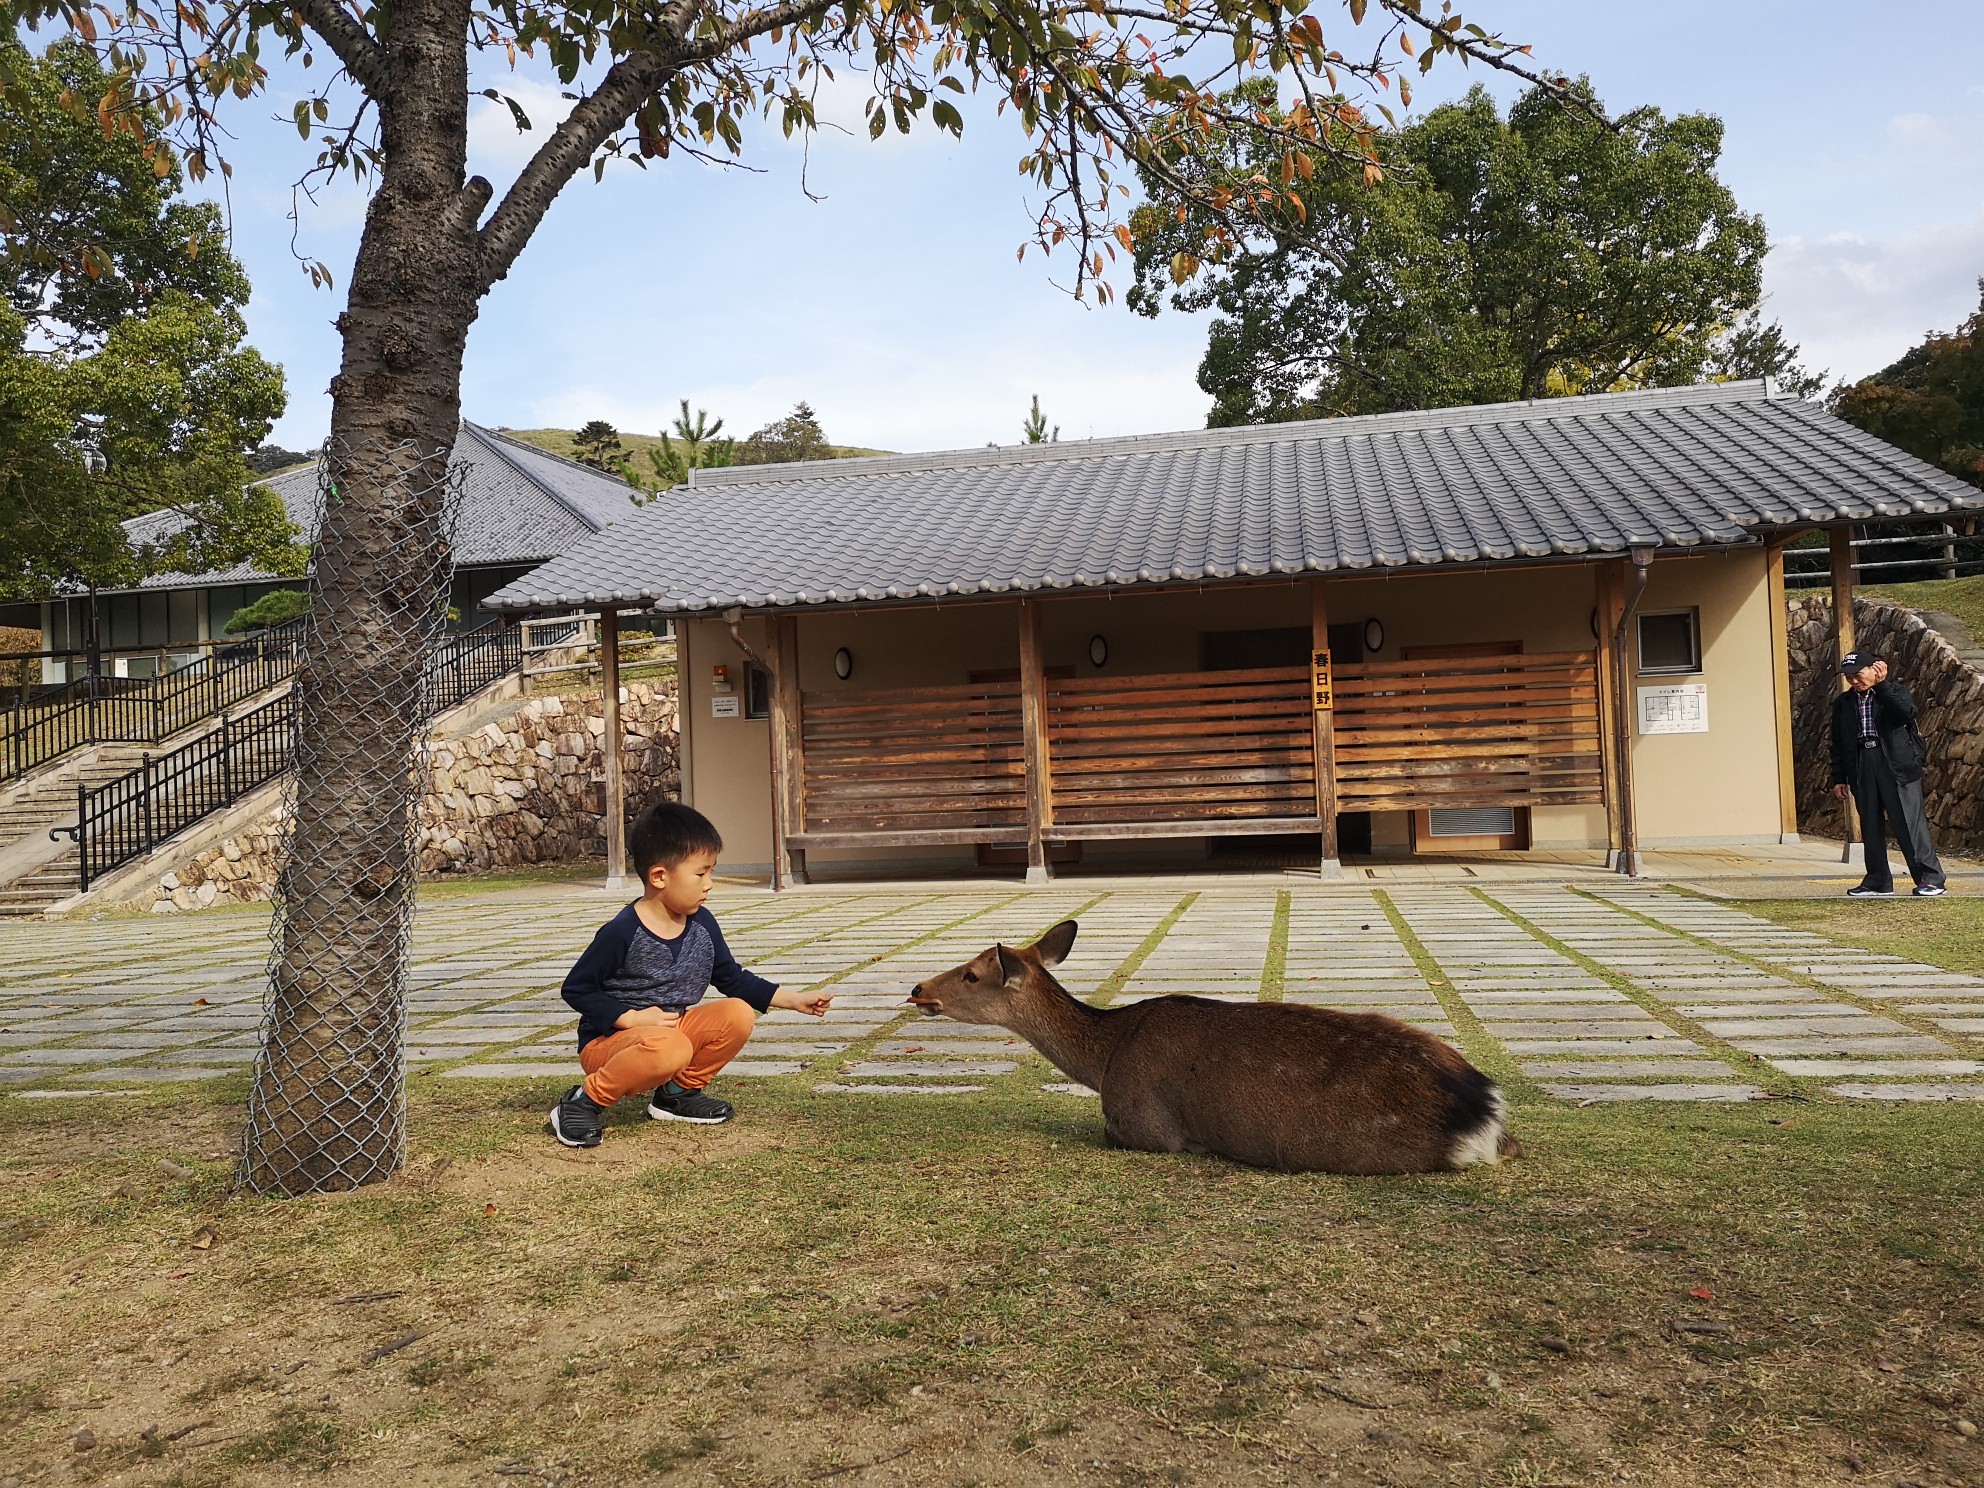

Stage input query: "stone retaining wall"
[
  {"left": 141, "top": 684, "right": 678, "bottom": 912},
  {"left": 1786, "top": 595, "right": 1984, "bottom": 856}
]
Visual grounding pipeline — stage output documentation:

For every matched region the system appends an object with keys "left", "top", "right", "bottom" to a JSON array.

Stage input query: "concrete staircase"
[{"left": 0, "top": 743, "right": 155, "bottom": 918}]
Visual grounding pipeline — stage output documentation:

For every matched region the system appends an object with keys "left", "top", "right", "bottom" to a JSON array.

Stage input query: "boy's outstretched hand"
[{"left": 770, "top": 986, "right": 835, "bottom": 1018}]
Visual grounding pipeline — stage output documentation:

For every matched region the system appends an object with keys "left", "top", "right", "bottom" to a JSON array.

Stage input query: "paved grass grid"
[{"left": 1, "top": 880, "right": 1979, "bottom": 1106}]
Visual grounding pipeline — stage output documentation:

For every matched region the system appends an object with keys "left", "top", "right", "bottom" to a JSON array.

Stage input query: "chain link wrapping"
[{"left": 240, "top": 436, "right": 462, "bottom": 1195}]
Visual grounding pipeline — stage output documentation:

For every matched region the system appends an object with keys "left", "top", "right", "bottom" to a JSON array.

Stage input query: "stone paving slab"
[
  {"left": 1830, "top": 1083, "right": 1984, "bottom": 1102},
  {"left": 2, "top": 878, "right": 1978, "bottom": 1110}
]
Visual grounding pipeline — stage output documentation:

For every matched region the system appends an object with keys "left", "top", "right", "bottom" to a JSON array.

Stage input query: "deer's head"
[{"left": 906, "top": 919, "right": 1078, "bottom": 1026}]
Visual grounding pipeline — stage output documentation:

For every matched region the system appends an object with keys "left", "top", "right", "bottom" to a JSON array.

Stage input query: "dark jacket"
[
  {"left": 561, "top": 902, "right": 778, "bottom": 1048},
  {"left": 1830, "top": 679, "right": 1927, "bottom": 786}
]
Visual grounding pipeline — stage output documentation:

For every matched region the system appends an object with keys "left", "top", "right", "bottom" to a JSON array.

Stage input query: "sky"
[{"left": 200, "top": 0, "right": 1984, "bottom": 455}]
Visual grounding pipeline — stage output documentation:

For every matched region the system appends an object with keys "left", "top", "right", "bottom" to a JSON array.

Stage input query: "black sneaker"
[
  {"left": 1914, "top": 883, "right": 1948, "bottom": 897},
  {"left": 1845, "top": 884, "right": 1895, "bottom": 897},
  {"left": 647, "top": 1081, "right": 734, "bottom": 1125},
  {"left": 550, "top": 1085, "right": 605, "bottom": 1148}
]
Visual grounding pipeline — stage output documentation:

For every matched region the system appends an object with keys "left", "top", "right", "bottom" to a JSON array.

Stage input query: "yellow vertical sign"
[{"left": 1312, "top": 648, "right": 1333, "bottom": 711}]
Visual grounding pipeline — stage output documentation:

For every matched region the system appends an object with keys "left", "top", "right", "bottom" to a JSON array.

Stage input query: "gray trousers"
[{"left": 1852, "top": 746, "right": 1945, "bottom": 891}]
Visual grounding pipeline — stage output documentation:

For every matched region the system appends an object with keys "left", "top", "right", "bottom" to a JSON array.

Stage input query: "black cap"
[{"left": 1840, "top": 650, "right": 1882, "bottom": 676}]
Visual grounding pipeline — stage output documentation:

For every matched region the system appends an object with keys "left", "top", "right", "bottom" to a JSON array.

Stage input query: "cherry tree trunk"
[{"left": 241, "top": 0, "right": 486, "bottom": 1193}]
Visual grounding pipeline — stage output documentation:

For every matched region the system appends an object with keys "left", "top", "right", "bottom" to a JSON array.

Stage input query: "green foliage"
[
  {"left": 0, "top": 38, "right": 296, "bottom": 602},
  {"left": 221, "top": 587, "right": 307, "bottom": 634},
  {"left": 1022, "top": 394, "right": 1058, "bottom": 444},
  {"left": 735, "top": 402, "right": 830, "bottom": 466},
  {"left": 0, "top": 37, "right": 246, "bottom": 349},
  {"left": 1130, "top": 81, "right": 1820, "bottom": 424},
  {"left": 570, "top": 419, "right": 624, "bottom": 473},
  {"left": 1831, "top": 282, "right": 1984, "bottom": 489},
  {"left": 636, "top": 399, "right": 734, "bottom": 497},
  {"left": 0, "top": 295, "right": 300, "bottom": 601}
]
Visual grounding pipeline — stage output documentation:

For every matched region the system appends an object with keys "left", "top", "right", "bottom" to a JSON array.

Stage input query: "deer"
[{"left": 906, "top": 919, "right": 1519, "bottom": 1175}]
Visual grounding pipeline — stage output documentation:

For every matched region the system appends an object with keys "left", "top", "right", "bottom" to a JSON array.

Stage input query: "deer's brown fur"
[{"left": 908, "top": 920, "right": 1518, "bottom": 1175}]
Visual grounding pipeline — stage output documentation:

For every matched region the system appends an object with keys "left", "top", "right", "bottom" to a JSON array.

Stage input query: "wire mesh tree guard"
[{"left": 240, "top": 437, "right": 462, "bottom": 1195}]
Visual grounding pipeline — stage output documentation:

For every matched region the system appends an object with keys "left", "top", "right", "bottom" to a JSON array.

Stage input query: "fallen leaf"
[
  {"left": 1688, "top": 1286, "right": 1714, "bottom": 1300},
  {"left": 484, "top": 1202, "right": 497, "bottom": 1216},
  {"left": 189, "top": 1226, "right": 216, "bottom": 1251},
  {"left": 193, "top": 998, "right": 209, "bottom": 1006}
]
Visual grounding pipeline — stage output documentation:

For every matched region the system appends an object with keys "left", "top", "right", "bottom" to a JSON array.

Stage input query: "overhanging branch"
[{"left": 293, "top": 0, "right": 389, "bottom": 96}]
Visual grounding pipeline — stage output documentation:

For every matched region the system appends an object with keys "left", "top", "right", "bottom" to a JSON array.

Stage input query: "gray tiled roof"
[
  {"left": 482, "top": 381, "right": 1984, "bottom": 615},
  {"left": 121, "top": 422, "right": 642, "bottom": 592}
]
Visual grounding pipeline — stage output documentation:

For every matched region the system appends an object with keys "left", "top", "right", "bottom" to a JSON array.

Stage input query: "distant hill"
[{"left": 502, "top": 427, "right": 891, "bottom": 470}]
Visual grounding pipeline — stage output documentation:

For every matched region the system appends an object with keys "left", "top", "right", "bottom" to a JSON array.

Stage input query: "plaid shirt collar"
[{"left": 1856, "top": 687, "right": 1878, "bottom": 739}]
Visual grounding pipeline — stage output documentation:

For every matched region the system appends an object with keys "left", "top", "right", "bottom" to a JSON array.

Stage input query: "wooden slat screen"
[
  {"left": 1045, "top": 666, "right": 1315, "bottom": 825},
  {"left": 1331, "top": 650, "right": 1604, "bottom": 813},
  {"left": 799, "top": 681, "right": 1025, "bottom": 835}
]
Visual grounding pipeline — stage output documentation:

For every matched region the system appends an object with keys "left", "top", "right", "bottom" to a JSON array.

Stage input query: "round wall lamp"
[
  {"left": 833, "top": 646, "right": 854, "bottom": 680},
  {"left": 1088, "top": 634, "right": 1109, "bottom": 667},
  {"left": 1362, "top": 617, "right": 1385, "bottom": 654}
]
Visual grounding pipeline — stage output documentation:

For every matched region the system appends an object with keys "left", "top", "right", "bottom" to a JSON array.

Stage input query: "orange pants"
[{"left": 578, "top": 998, "right": 757, "bottom": 1107}]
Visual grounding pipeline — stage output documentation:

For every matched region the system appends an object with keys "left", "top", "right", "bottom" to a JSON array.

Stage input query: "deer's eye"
[{"left": 963, "top": 971, "right": 978, "bottom": 983}]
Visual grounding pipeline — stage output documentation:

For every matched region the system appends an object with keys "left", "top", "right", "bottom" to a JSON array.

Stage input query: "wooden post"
[
  {"left": 600, "top": 607, "right": 628, "bottom": 890},
  {"left": 1018, "top": 598, "right": 1053, "bottom": 884},
  {"left": 1830, "top": 526, "right": 1861, "bottom": 865},
  {"left": 1765, "top": 540, "right": 1800, "bottom": 844},
  {"left": 772, "top": 614, "right": 807, "bottom": 887},
  {"left": 1594, "top": 562, "right": 1625, "bottom": 863},
  {"left": 1311, "top": 579, "right": 1341, "bottom": 878}
]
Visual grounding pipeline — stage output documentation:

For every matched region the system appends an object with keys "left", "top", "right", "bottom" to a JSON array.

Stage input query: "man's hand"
[
  {"left": 615, "top": 1006, "right": 682, "bottom": 1030},
  {"left": 770, "top": 986, "right": 834, "bottom": 1018},
  {"left": 1870, "top": 660, "right": 1890, "bottom": 685},
  {"left": 1833, "top": 783, "right": 1851, "bottom": 801}
]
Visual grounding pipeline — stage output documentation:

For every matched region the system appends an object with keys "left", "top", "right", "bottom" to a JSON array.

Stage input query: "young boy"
[{"left": 550, "top": 802, "right": 832, "bottom": 1147}]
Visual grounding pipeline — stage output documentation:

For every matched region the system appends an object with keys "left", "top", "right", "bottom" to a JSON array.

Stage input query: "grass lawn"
[
  {"left": 1863, "top": 574, "right": 1984, "bottom": 641},
  {"left": 4, "top": 1068, "right": 1981, "bottom": 1487},
  {"left": 1725, "top": 891, "right": 1984, "bottom": 978}
]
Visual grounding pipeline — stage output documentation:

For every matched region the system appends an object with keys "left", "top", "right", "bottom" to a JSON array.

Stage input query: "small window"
[
  {"left": 744, "top": 662, "right": 771, "bottom": 720},
  {"left": 1637, "top": 610, "right": 1701, "bottom": 674}
]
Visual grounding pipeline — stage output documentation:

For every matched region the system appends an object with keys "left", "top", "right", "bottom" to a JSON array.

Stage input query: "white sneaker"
[{"left": 1913, "top": 884, "right": 1948, "bottom": 897}]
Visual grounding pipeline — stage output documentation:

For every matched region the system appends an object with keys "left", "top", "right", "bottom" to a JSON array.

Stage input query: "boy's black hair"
[{"left": 630, "top": 801, "right": 724, "bottom": 878}]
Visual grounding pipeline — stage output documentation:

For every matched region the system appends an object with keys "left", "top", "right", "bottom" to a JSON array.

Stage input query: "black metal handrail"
[
  {"left": 2, "top": 619, "right": 305, "bottom": 784},
  {"left": 69, "top": 693, "right": 296, "bottom": 890},
  {"left": 60, "top": 620, "right": 528, "bottom": 890}
]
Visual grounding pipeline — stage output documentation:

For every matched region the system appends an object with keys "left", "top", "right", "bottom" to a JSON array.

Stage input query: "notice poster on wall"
[
  {"left": 1637, "top": 682, "right": 1708, "bottom": 735},
  {"left": 711, "top": 695, "right": 741, "bottom": 718}
]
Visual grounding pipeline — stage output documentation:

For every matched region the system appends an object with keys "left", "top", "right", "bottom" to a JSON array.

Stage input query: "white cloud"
[
  {"left": 467, "top": 79, "right": 579, "bottom": 173},
  {"left": 1764, "top": 210, "right": 1984, "bottom": 384}
]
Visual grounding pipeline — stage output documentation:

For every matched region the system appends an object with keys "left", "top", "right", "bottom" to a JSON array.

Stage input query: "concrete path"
[{"left": 2, "top": 878, "right": 1980, "bottom": 1105}]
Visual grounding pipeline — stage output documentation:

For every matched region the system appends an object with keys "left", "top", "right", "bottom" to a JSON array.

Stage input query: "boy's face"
[{"left": 646, "top": 849, "right": 718, "bottom": 917}]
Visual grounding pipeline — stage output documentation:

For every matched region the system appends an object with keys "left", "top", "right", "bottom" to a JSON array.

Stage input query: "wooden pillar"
[
  {"left": 1765, "top": 540, "right": 1800, "bottom": 844},
  {"left": 1018, "top": 598, "right": 1053, "bottom": 884},
  {"left": 599, "top": 607, "right": 628, "bottom": 890},
  {"left": 771, "top": 615, "right": 807, "bottom": 887},
  {"left": 1593, "top": 562, "right": 1625, "bottom": 862},
  {"left": 1829, "top": 526, "right": 1862, "bottom": 865},
  {"left": 1311, "top": 580, "right": 1341, "bottom": 878}
]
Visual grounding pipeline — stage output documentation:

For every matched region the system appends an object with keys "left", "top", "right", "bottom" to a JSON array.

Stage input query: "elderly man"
[{"left": 1830, "top": 650, "right": 1947, "bottom": 898}]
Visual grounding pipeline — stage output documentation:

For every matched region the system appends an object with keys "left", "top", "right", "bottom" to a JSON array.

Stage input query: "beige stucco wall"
[
  {"left": 679, "top": 616, "right": 777, "bottom": 872},
  {"left": 679, "top": 551, "right": 1788, "bottom": 876},
  {"left": 1620, "top": 548, "right": 1783, "bottom": 846}
]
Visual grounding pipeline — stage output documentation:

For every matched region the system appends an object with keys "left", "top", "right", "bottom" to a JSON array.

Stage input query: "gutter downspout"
[
  {"left": 723, "top": 607, "right": 785, "bottom": 892},
  {"left": 1611, "top": 545, "right": 1657, "bottom": 877}
]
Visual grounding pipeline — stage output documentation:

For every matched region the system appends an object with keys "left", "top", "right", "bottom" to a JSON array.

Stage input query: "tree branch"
[
  {"left": 474, "top": 0, "right": 837, "bottom": 291},
  {"left": 292, "top": 0, "right": 389, "bottom": 96}
]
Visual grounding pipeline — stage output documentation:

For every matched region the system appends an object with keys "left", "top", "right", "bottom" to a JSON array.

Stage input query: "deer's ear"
[
  {"left": 1032, "top": 919, "right": 1078, "bottom": 967},
  {"left": 993, "top": 944, "right": 1023, "bottom": 986}
]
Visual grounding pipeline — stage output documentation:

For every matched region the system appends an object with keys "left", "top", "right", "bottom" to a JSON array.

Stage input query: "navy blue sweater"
[{"left": 561, "top": 902, "right": 779, "bottom": 1048}]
